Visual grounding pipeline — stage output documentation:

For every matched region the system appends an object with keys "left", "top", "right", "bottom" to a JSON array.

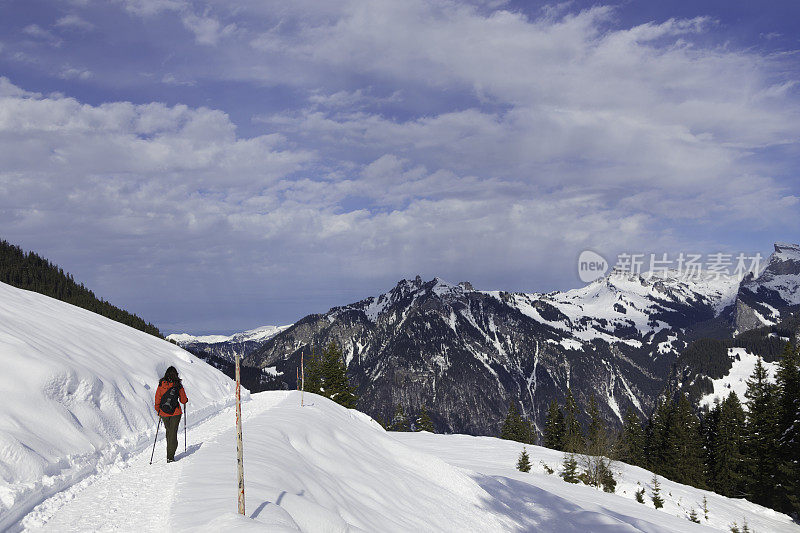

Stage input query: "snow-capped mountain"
[
  {"left": 734, "top": 242, "right": 800, "bottom": 334},
  {"left": 245, "top": 275, "right": 736, "bottom": 435},
  {"left": 245, "top": 243, "right": 800, "bottom": 436},
  {"left": 168, "top": 324, "right": 292, "bottom": 363}
]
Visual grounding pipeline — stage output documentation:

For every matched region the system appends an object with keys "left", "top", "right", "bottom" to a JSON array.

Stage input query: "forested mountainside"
[{"left": 0, "top": 239, "right": 162, "bottom": 337}]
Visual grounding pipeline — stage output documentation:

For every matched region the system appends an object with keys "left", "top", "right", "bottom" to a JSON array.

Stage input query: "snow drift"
[
  {"left": 0, "top": 281, "right": 238, "bottom": 529},
  {"left": 15, "top": 388, "right": 800, "bottom": 532}
]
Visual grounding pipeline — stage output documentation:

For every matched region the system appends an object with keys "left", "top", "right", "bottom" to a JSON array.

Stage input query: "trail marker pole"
[
  {"left": 235, "top": 351, "right": 245, "bottom": 515},
  {"left": 301, "top": 351, "right": 305, "bottom": 407}
]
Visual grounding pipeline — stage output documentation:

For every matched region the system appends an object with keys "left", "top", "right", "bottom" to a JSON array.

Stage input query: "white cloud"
[
  {"left": 59, "top": 66, "right": 93, "bottom": 80},
  {"left": 22, "top": 24, "right": 63, "bottom": 47},
  {"left": 55, "top": 14, "right": 95, "bottom": 31},
  {"left": 181, "top": 13, "right": 235, "bottom": 46}
]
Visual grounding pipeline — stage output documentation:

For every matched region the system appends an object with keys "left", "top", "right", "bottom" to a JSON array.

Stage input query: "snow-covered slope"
[
  {"left": 0, "top": 281, "right": 238, "bottom": 530},
  {"left": 699, "top": 348, "right": 778, "bottom": 409},
  {"left": 20, "top": 391, "right": 800, "bottom": 532}
]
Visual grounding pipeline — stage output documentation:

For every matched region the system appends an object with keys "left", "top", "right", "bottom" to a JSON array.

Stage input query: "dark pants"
[{"left": 162, "top": 414, "right": 182, "bottom": 460}]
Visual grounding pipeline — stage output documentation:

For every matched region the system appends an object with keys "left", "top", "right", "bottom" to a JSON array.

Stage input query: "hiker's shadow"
[{"left": 175, "top": 442, "right": 202, "bottom": 460}]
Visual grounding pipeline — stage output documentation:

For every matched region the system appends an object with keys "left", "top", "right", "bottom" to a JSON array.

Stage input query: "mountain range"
[{"left": 169, "top": 242, "right": 800, "bottom": 437}]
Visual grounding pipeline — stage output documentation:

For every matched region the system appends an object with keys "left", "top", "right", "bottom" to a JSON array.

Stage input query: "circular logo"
[{"left": 578, "top": 250, "right": 608, "bottom": 283}]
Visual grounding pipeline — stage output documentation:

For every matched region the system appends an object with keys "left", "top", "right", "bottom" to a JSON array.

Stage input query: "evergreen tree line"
[
  {"left": 0, "top": 239, "right": 162, "bottom": 338},
  {"left": 537, "top": 342, "right": 800, "bottom": 517},
  {"left": 382, "top": 404, "right": 435, "bottom": 432},
  {"left": 301, "top": 342, "right": 358, "bottom": 409},
  {"left": 504, "top": 389, "right": 618, "bottom": 492}
]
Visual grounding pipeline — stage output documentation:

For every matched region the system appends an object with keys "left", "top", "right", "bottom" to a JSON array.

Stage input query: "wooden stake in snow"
[
  {"left": 235, "top": 351, "right": 245, "bottom": 515},
  {"left": 301, "top": 351, "right": 305, "bottom": 407}
]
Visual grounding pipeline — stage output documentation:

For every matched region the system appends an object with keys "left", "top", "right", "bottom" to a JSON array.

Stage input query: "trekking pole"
[
  {"left": 184, "top": 404, "right": 187, "bottom": 453},
  {"left": 149, "top": 417, "right": 162, "bottom": 465}
]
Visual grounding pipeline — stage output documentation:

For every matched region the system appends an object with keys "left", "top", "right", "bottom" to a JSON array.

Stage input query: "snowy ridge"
[
  {"left": 507, "top": 270, "right": 738, "bottom": 346},
  {"left": 167, "top": 324, "right": 292, "bottom": 346},
  {"left": 0, "top": 281, "right": 238, "bottom": 530}
]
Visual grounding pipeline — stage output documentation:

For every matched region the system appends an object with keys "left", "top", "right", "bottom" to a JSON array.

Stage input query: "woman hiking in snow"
[{"left": 155, "top": 366, "right": 188, "bottom": 463}]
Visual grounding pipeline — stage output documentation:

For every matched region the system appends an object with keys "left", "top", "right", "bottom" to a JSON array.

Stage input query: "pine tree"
[
  {"left": 303, "top": 350, "right": 323, "bottom": 395},
  {"left": 517, "top": 448, "right": 531, "bottom": 472},
  {"left": 544, "top": 400, "right": 566, "bottom": 451},
  {"left": 562, "top": 388, "right": 585, "bottom": 453},
  {"left": 710, "top": 392, "right": 746, "bottom": 497},
  {"left": 744, "top": 356, "right": 779, "bottom": 508},
  {"left": 651, "top": 474, "right": 664, "bottom": 509},
  {"left": 621, "top": 407, "right": 645, "bottom": 467},
  {"left": 388, "top": 404, "right": 410, "bottom": 432},
  {"left": 646, "top": 399, "right": 673, "bottom": 474},
  {"left": 635, "top": 487, "right": 645, "bottom": 503},
  {"left": 415, "top": 405, "right": 435, "bottom": 433},
  {"left": 500, "top": 403, "right": 527, "bottom": 443},
  {"left": 561, "top": 453, "right": 579, "bottom": 483},
  {"left": 664, "top": 395, "right": 705, "bottom": 488},
  {"left": 320, "top": 342, "right": 358, "bottom": 408},
  {"left": 775, "top": 342, "right": 800, "bottom": 515}
]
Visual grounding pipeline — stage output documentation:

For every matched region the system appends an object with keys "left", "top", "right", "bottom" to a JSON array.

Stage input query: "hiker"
[{"left": 155, "top": 366, "right": 188, "bottom": 463}]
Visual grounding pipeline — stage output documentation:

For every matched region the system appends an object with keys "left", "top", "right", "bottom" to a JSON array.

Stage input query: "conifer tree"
[
  {"left": 415, "top": 405, "right": 435, "bottom": 433},
  {"left": 651, "top": 474, "right": 664, "bottom": 509},
  {"left": 500, "top": 403, "right": 529, "bottom": 443},
  {"left": 388, "top": 404, "right": 410, "bottom": 432},
  {"left": 544, "top": 400, "right": 566, "bottom": 450},
  {"left": 775, "top": 342, "right": 800, "bottom": 515},
  {"left": 303, "top": 350, "right": 323, "bottom": 395},
  {"left": 744, "top": 356, "right": 779, "bottom": 508},
  {"left": 665, "top": 395, "right": 705, "bottom": 488},
  {"left": 621, "top": 407, "right": 645, "bottom": 467},
  {"left": 320, "top": 342, "right": 358, "bottom": 408},
  {"left": 562, "top": 388, "right": 585, "bottom": 453},
  {"left": 516, "top": 448, "right": 531, "bottom": 473},
  {"left": 561, "top": 453, "right": 579, "bottom": 483},
  {"left": 711, "top": 392, "right": 746, "bottom": 497}
]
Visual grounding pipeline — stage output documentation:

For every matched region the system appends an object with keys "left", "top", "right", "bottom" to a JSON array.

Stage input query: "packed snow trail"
[{"left": 23, "top": 393, "right": 287, "bottom": 532}]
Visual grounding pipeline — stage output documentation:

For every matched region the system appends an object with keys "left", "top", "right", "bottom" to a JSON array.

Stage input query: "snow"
[
  {"left": 166, "top": 333, "right": 231, "bottom": 344},
  {"left": 21, "top": 390, "right": 800, "bottom": 532},
  {"left": 0, "top": 281, "right": 238, "bottom": 530},
  {"left": 167, "top": 324, "right": 291, "bottom": 346},
  {"left": 699, "top": 348, "right": 778, "bottom": 409},
  {"left": 499, "top": 270, "right": 738, "bottom": 348}
]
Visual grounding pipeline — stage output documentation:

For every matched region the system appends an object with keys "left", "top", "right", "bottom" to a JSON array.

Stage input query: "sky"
[{"left": 1, "top": 0, "right": 799, "bottom": 334}]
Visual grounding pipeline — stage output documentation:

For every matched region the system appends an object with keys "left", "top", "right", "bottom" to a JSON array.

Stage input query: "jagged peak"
[{"left": 772, "top": 242, "right": 800, "bottom": 262}]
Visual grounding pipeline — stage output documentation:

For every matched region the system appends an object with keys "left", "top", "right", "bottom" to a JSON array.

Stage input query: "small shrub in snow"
[
  {"left": 516, "top": 448, "right": 531, "bottom": 473},
  {"left": 651, "top": 475, "right": 664, "bottom": 509},
  {"left": 688, "top": 509, "right": 700, "bottom": 523},
  {"left": 635, "top": 488, "right": 645, "bottom": 503},
  {"left": 540, "top": 461, "right": 553, "bottom": 475},
  {"left": 702, "top": 496, "right": 709, "bottom": 521}
]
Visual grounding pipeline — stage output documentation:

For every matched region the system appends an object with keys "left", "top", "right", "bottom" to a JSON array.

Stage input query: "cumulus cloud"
[{"left": 3, "top": 0, "right": 800, "bottom": 330}]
